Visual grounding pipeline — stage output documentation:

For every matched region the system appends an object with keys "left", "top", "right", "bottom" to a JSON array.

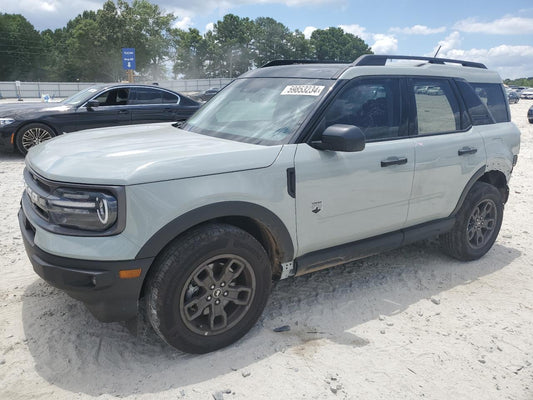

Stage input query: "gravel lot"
[{"left": 0, "top": 100, "right": 532, "bottom": 400}]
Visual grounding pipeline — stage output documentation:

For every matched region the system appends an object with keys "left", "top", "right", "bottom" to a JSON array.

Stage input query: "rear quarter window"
[
  {"left": 455, "top": 80, "right": 494, "bottom": 126},
  {"left": 470, "top": 83, "right": 510, "bottom": 123}
]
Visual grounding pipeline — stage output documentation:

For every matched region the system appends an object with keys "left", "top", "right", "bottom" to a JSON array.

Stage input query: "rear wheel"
[
  {"left": 146, "top": 223, "right": 272, "bottom": 353},
  {"left": 16, "top": 123, "right": 56, "bottom": 154},
  {"left": 440, "top": 182, "right": 503, "bottom": 261}
]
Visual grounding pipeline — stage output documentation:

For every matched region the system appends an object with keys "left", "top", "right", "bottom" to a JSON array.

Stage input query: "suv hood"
[{"left": 26, "top": 123, "right": 283, "bottom": 185}]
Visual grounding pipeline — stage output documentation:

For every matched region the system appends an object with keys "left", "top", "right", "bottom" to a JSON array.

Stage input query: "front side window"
[
  {"left": 182, "top": 78, "right": 333, "bottom": 145},
  {"left": 92, "top": 88, "right": 130, "bottom": 106},
  {"left": 321, "top": 77, "right": 402, "bottom": 141},
  {"left": 412, "top": 79, "right": 460, "bottom": 135}
]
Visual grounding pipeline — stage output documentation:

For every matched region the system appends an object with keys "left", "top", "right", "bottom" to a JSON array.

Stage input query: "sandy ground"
[{"left": 0, "top": 101, "right": 532, "bottom": 400}]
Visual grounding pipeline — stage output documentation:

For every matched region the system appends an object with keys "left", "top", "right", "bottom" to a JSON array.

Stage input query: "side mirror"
[
  {"left": 310, "top": 124, "right": 365, "bottom": 152},
  {"left": 85, "top": 100, "right": 100, "bottom": 109}
]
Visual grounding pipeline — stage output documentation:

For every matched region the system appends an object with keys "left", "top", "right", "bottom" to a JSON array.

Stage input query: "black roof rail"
[
  {"left": 353, "top": 55, "right": 487, "bottom": 69},
  {"left": 261, "top": 59, "right": 350, "bottom": 68}
]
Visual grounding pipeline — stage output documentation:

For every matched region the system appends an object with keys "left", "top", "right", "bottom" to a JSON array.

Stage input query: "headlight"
[
  {"left": 48, "top": 188, "right": 118, "bottom": 231},
  {"left": 0, "top": 118, "right": 15, "bottom": 126},
  {"left": 27, "top": 186, "right": 118, "bottom": 231}
]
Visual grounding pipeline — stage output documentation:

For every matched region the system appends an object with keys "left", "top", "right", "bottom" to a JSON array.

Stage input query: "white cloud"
[
  {"left": 454, "top": 16, "right": 533, "bottom": 35},
  {"left": 430, "top": 31, "right": 462, "bottom": 57},
  {"left": 158, "top": 0, "right": 342, "bottom": 15},
  {"left": 429, "top": 32, "right": 533, "bottom": 79},
  {"left": 205, "top": 22, "right": 215, "bottom": 33},
  {"left": 339, "top": 24, "right": 370, "bottom": 41},
  {"left": 340, "top": 24, "right": 398, "bottom": 55},
  {"left": 371, "top": 34, "right": 398, "bottom": 54},
  {"left": 390, "top": 25, "right": 446, "bottom": 35},
  {"left": 173, "top": 16, "right": 193, "bottom": 30},
  {"left": 303, "top": 26, "right": 317, "bottom": 39}
]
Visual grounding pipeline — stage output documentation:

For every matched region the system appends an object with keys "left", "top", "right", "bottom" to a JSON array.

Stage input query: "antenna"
[{"left": 433, "top": 45, "right": 442, "bottom": 58}]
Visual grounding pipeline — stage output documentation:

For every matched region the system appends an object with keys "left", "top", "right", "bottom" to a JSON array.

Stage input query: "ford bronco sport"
[{"left": 19, "top": 55, "right": 520, "bottom": 353}]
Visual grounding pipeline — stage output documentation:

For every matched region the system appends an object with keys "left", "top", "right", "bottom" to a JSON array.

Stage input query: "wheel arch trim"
[
  {"left": 449, "top": 165, "right": 509, "bottom": 217},
  {"left": 450, "top": 166, "right": 486, "bottom": 217},
  {"left": 135, "top": 201, "right": 295, "bottom": 262}
]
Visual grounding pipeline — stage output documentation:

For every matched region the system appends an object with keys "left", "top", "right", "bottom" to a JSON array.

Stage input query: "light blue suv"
[{"left": 19, "top": 55, "right": 520, "bottom": 353}]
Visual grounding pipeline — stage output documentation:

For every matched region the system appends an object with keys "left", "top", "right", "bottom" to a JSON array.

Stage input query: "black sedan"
[
  {"left": 0, "top": 84, "right": 200, "bottom": 154},
  {"left": 528, "top": 105, "right": 533, "bottom": 124}
]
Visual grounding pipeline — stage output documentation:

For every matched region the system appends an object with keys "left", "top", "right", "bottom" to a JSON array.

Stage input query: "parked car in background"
[
  {"left": 426, "top": 86, "right": 444, "bottom": 95},
  {"left": 509, "top": 86, "right": 526, "bottom": 95},
  {"left": 528, "top": 105, "right": 533, "bottom": 123},
  {"left": 507, "top": 90, "right": 520, "bottom": 104},
  {"left": 201, "top": 87, "right": 220, "bottom": 101},
  {"left": 520, "top": 88, "right": 533, "bottom": 99},
  {"left": 0, "top": 84, "right": 200, "bottom": 154}
]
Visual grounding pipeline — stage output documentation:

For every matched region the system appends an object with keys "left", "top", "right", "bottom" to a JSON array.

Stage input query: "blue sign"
[{"left": 122, "top": 48, "right": 136, "bottom": 70}]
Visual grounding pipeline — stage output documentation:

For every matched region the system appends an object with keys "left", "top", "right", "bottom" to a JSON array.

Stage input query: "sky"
[{"left": 2, "top": 0, "right": 533, "bottom": 79}]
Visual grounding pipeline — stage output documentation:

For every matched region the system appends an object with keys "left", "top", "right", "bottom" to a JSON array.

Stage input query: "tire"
[
  {"left": 440, "top": 182, "right": 503, "bottom": 261},
  {"left": 15, "top": 123, "right": 56, "bottom": 155},
  {"left": 146, "top": 223, "right": 272, "bottom": 353}
]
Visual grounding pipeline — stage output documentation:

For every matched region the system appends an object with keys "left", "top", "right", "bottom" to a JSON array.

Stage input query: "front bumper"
[
  {"left": 19, "top": 208, "right": 154, "bottom": 322},
  {"left": 0, "top": 125, "right": 17, "bottom": 152}
]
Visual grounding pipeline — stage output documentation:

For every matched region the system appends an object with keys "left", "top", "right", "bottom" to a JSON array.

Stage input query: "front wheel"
[
  {"left": 16, "top": 123, "right": 56, "bottom": 154},
  {"left": 146, "top": 223, "right": 272, "bottom": 353},
  {"left": 440, "top": 182, "right": 503, "bottom": 261}
]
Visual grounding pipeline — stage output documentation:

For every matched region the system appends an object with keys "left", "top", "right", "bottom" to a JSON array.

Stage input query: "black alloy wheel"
[{"left": 146, "top": 223, "right": 272, "bottom": 353}]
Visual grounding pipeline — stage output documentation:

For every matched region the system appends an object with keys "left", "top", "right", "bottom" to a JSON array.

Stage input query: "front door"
[
  {"left": 75, "top": 87, "right": 132, "bottom": 131},
  {"left": 294, "top": 77, "right": 415, "bottom": 257}
]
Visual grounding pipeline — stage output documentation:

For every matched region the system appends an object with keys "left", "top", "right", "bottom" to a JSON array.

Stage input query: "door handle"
[
  {"left": 458, "top": 146, "right": 477, "bottom": 156},
  {"left": 118, "top": 110, "right": 129, "bottom": 114},
  {"left": 381, "top": 156, "right": 408, "bottom": 167}
]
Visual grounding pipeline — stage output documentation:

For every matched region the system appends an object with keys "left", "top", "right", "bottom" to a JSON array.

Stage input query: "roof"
[
  {"left": 240, "top": 63, "right": 351, "bottom": 79},
  {"left": 238, "top": 55, "right": 500, "bottom": 83}
]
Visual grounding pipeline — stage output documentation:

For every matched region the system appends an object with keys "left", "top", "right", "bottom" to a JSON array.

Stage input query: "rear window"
[{"left": 470, "top": 83, "right": 509, "bottom": 123}]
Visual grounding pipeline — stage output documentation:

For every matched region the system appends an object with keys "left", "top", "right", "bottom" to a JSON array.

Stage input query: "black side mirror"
[
  {"left": 310, "top": 124, "right": 366, "bottom": 152},
  {"left": 85, "top": 100, "right": 100, "bottom": 109}
]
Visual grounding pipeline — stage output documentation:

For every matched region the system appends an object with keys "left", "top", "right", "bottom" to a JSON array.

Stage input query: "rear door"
[
  {"left": 405, "top": 77, "right": 486, "bottom": 226},
  {"left": 294, "top": 77, "right": 415, "bottom": 256},
  {"left": 129, "top": 87, "right": 183, "bottom": 124}
]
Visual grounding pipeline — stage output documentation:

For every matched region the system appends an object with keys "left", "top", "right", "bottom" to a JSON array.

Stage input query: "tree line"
[
  {"left": 504, "top": 78, "right": 533, "bottom": 88},
  {"left": 0, "top": 0, "right": 373, "bottom": 82}
]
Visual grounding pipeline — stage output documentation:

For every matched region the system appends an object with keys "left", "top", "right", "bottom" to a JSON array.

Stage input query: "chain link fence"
[{"left": 0, "top": 78, "right": 234, "bottom": 100}]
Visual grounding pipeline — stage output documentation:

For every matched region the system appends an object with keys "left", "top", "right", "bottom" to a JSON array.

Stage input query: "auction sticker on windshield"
[{"left": 281, "top": 85, "right": 325, "bottom": 96}]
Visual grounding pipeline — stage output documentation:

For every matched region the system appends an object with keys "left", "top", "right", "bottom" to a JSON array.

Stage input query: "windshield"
[
  {"left": 62, "top": 87, "right": 101, "bottom": 105},
  {"left": 182, "top": 77, "right": 333, "bottom": 145}
]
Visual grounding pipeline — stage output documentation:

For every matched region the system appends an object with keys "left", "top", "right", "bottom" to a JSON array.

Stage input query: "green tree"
[
  {"left": 210, "top": 14, "right": 254, "bottom": 78},
  {"left": 287, "top": 29, "right": 313, "bottom": 60},
  {"left": 504, "top": 78, "right": 533, "bottom": 87},
  {"left": 171, "top": 28, "right": 208, "bottom": 78},
  {"left": 310, "top": 27, "right": 372, "bottom": 61},
  {"left": 251, "top": 17, "right": 292, "bottom": 67},
  {"left": 0, "top": 14, "right": 44, "bottom": 80},
  {"left": 118, "top": 0, "right": 175, "bottom": 81}
]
